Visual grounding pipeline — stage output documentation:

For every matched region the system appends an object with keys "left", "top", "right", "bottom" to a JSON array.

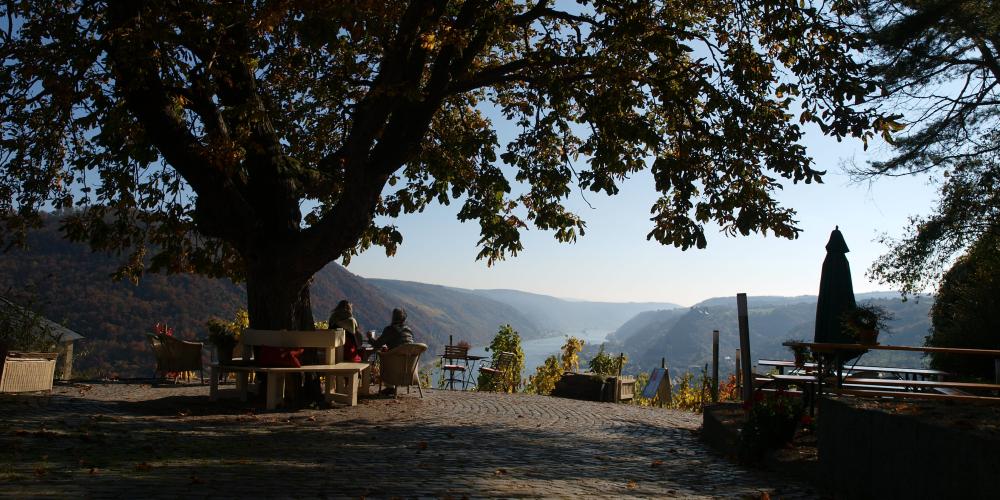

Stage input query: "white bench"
[{"left": 209, "top": 329, "right": 369, "bottom": 409}]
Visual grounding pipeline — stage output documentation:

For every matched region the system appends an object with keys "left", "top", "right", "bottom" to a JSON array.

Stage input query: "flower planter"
[
  {"left": 0, "top": 351, "right": 58, "bottom": 393},
  {"left": 857, "top": 328, "right": 879, "bottom": 346}
]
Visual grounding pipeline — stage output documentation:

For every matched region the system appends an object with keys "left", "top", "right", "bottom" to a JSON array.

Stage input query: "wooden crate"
[
  {"left": 0, "top": 352, "right": 58, "bottom": 393},
  {"left": 617, "top": 375, "right": 637, "bottom": 402}
]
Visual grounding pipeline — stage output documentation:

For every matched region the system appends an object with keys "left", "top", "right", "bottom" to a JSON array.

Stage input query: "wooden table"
[{"left": 782, "top": 341, "right": 1000, "bottom": 401}]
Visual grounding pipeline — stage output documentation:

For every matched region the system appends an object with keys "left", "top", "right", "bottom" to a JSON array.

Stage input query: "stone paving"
[{"left": 0, "top": 382, "right": 821, "bottom": 498}]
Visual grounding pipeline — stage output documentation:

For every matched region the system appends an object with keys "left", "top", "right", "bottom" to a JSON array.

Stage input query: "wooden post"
[
  {"left": 615, "top": 352, "right": 625, "bottom": 403},
  {"left": 737, "top": 293, "right": 753, "bottom": 404},
  {"left": 660, "top": 358, "right": 666, "bottom": 408},
  {"left": 734, "top": 350, "right": 741, "bottom": 393},
  {"left": 449, "top": 335, "right": 453, "bottom": 346},
  {"left": 711, "top": 330, "right": 719, "bottom": 403}
]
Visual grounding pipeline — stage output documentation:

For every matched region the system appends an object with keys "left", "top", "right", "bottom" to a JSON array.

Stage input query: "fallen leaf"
[
  {"left": 89, "top": 467, "right": 99, "bottom": 475},
  {"left": 307, "top": 416, "right": 316, "bottom": 422},
  {"left": 494, "top": 469, "right": 507, "bottom": 476},
  {"left": 759, "top": 491, "right": 771, "bottom": 500},
  {"left": 33, "top": 466, "right": 47, "bottom": 477},
  {"left": 626, "top": 480, "right": 637, "bottom": 490},
  {"left": 135, "top": 462, "right": 154, "bottom": 471},
  {"left": 651, "top": 460, "right": 664, "bottom": 468}
]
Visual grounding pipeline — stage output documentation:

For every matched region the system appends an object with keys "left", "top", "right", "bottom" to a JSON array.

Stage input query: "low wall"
[
  {"left": 701, "top": 402, "right": 743, "bottom": 457},
  {"left": 819, "top": 397, "right": 1000, "bottom": 499}
]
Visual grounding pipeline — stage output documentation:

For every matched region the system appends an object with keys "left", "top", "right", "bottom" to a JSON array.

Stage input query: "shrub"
[
  {"left": 588, "top": 344, "right": 626, "bottom": 376},
  {"left": 0, "top": 297, "right": 61, "bottom": 353},
  {"left": 526, "top": 336, "right": 585, "bottom": 395},
  {"left": 740, "top": 390, "right": 804, "bottom": 461}
]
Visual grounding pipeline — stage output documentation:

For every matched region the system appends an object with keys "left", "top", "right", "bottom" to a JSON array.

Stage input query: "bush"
[
  {"left": 0, "top": 297, "right": 61, "bottom": 353},
  {"left": 526, "top": 336, "right": 585, "bottom": 395},
  {"left": 588, "top": 344, "right": 626, "bottom": 376},
  {"left": 740, "top": 390, "right": 804, "bottom": 460}
]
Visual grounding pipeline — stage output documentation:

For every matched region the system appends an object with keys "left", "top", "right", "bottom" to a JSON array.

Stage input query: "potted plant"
[
  {"left": 785, "top": 339, "right": 811, "bottom": 367},
  {"left": 842, "top": 303, "right": 893, "bottom": 346},
  {"left": 206, "top": 317, "right": 241, "bottom": 365}
]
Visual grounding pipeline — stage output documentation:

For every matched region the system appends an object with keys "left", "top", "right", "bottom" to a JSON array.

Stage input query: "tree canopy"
[
  {"left": 1, "top": 1, "right": 881, "bottom": 327},
  {"left": 927, "top": 232, "right": 1000, "bottom": 379},
  {"left": 855, "top": 0, "right": 1000, "bottom": 294}
]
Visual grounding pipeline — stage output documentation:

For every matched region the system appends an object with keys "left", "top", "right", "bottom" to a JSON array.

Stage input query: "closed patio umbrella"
[{"left": 814, "top": 227, "right": 856, "bottom": 344}]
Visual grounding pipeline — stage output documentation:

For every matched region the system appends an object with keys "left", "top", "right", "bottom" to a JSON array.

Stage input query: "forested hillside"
[
  {"left": 596, "top": 296, "right": 933, "bottom": 375},
  {"left": 0, "top": 223, "right": 539, "bottom": 377},
  {"left": 468, "top": 288, "right": 680, "bottom": 334}
]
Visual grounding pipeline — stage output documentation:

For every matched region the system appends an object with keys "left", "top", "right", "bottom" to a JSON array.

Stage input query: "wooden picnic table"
[
  {"left": 758, "top": 359, "right": 948, "bottom": 380},
  {"left": 781, "top": 341, "right": 1000, "bottom": 404}
]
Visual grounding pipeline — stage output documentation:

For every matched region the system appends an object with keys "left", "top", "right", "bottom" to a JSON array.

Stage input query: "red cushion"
[{"left": 257, "top": 346, "right": 303, "bottom": 367}]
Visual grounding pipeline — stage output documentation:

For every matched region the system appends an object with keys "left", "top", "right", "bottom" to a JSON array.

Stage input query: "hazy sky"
[{"left": 342, "top": 102, "right": 937, "bottom": 307}]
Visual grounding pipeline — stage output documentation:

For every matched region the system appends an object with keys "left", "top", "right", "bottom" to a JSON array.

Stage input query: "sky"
[{"left": 343, "top": 112, "right": 938, "bottom": 307}]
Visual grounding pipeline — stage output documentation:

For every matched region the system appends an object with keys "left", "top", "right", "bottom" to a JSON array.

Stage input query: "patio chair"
[
  {"left": 146, "top": 333, "right": 204, "bottom": 383},
  {"left": 478, "top": 351, "right": 518, "bottom": 392},
  {"left": 377, "top": 343, "right": 427, "bottom": 398},
  {"left": 441, "top": 344, "right": 469, "bottom": 390}
]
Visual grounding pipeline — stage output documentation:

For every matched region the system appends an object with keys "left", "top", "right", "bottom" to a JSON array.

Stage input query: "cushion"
[{"left": 257, "top": 346, "right": 304, "bottom": 368}]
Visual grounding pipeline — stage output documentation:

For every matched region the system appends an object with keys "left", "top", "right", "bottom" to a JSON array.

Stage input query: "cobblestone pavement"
[{"left": 0, "top": 382, "right": 820, "bottom": 498}]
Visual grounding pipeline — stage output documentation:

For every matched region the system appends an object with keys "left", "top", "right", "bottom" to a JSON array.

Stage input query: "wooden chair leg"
[{"left": 266, "top": 373, "right": 284, "bottom": 410}]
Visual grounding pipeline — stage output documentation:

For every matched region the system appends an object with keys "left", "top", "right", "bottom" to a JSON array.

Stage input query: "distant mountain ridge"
[
  {"left": 466, "top": 288, "right": 681, "bottom": 334},
  {"left": 598, "top": 294, "right": 934, "bottom": 375},
  {"left": 0, "top": 222, "right": 674, "bottom": 377}
]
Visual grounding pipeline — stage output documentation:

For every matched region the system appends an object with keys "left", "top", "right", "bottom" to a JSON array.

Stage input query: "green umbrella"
[{"left": 814, "top": 227, "right": 857, "bottom": 344}]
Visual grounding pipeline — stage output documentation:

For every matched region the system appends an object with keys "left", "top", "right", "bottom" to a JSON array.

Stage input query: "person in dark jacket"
[{"left": 369, "top": 308, "right": 414, "bottom": 351}]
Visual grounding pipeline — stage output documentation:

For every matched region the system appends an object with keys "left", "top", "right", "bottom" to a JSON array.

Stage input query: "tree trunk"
[{"left": 244, "top": 251, "right": 315, "bottom": 331}]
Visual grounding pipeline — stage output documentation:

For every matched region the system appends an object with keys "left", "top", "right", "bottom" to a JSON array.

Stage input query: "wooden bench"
[
  {"left": 836, "top": 388, "right": 1000, "bottom": 404},
  {"left": 758, "top": 359, "right": 949, "bottom": 380},
  {"left": 209, "top": 329, "right": 369, "bottom": 409},
  {"left": 842, "top": 377, "right": 1000, "bottom": 394}
]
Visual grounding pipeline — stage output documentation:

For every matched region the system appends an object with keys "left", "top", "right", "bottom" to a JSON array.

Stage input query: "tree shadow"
[{"left": 0, "top": 393, "right": 809, "bottom": 498}]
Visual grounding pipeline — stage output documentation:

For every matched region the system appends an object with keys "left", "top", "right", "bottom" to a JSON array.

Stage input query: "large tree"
[
  {"left": 927, "top": 232, "right": 1000, "bottom": 379},
  {"left": 1, "top": 1, "right": 880, "bottom": 329},
  {"left": 852, "top": 0, "right": 1000, "bottom": 294}
]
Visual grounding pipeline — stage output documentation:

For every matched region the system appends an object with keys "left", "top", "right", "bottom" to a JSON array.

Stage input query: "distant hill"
[
  {"left": 597, "top": 295, "right": 933, "bottom": 375},
  {"left": 0, "top": 224, "right": 545, "bottom": 377},
  {"left": 467, "top": 288, "right": 681, "bottom": 334},
  {"left": 608, "top": 309, "right": 687, "bottom": 343},
  {"left": 1, "top": 221, "right": 676, "bottom": 378},
  {"left": 366, "top": 279, "right": 542, "bottom": 342}
]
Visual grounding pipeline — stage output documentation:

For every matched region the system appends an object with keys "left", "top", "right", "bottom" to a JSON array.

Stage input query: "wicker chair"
[
  {"left": 377, "top": 343, "right": 427, "bottom": 398},
  {"left": 146, "top": 333, "right": 204, "bottom": 383}
]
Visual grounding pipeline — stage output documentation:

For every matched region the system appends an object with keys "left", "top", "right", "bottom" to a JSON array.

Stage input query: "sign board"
[{"left": 642, "top": 368, "right": 668, "bottom": 399}]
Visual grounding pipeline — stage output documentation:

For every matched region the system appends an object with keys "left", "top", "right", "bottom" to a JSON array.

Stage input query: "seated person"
[
  {"left": 368, "top": 307, "right": 414, "bottom": 351},
  {"left": 328, "top": 300, "right": 363, "bottom": 362}
]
